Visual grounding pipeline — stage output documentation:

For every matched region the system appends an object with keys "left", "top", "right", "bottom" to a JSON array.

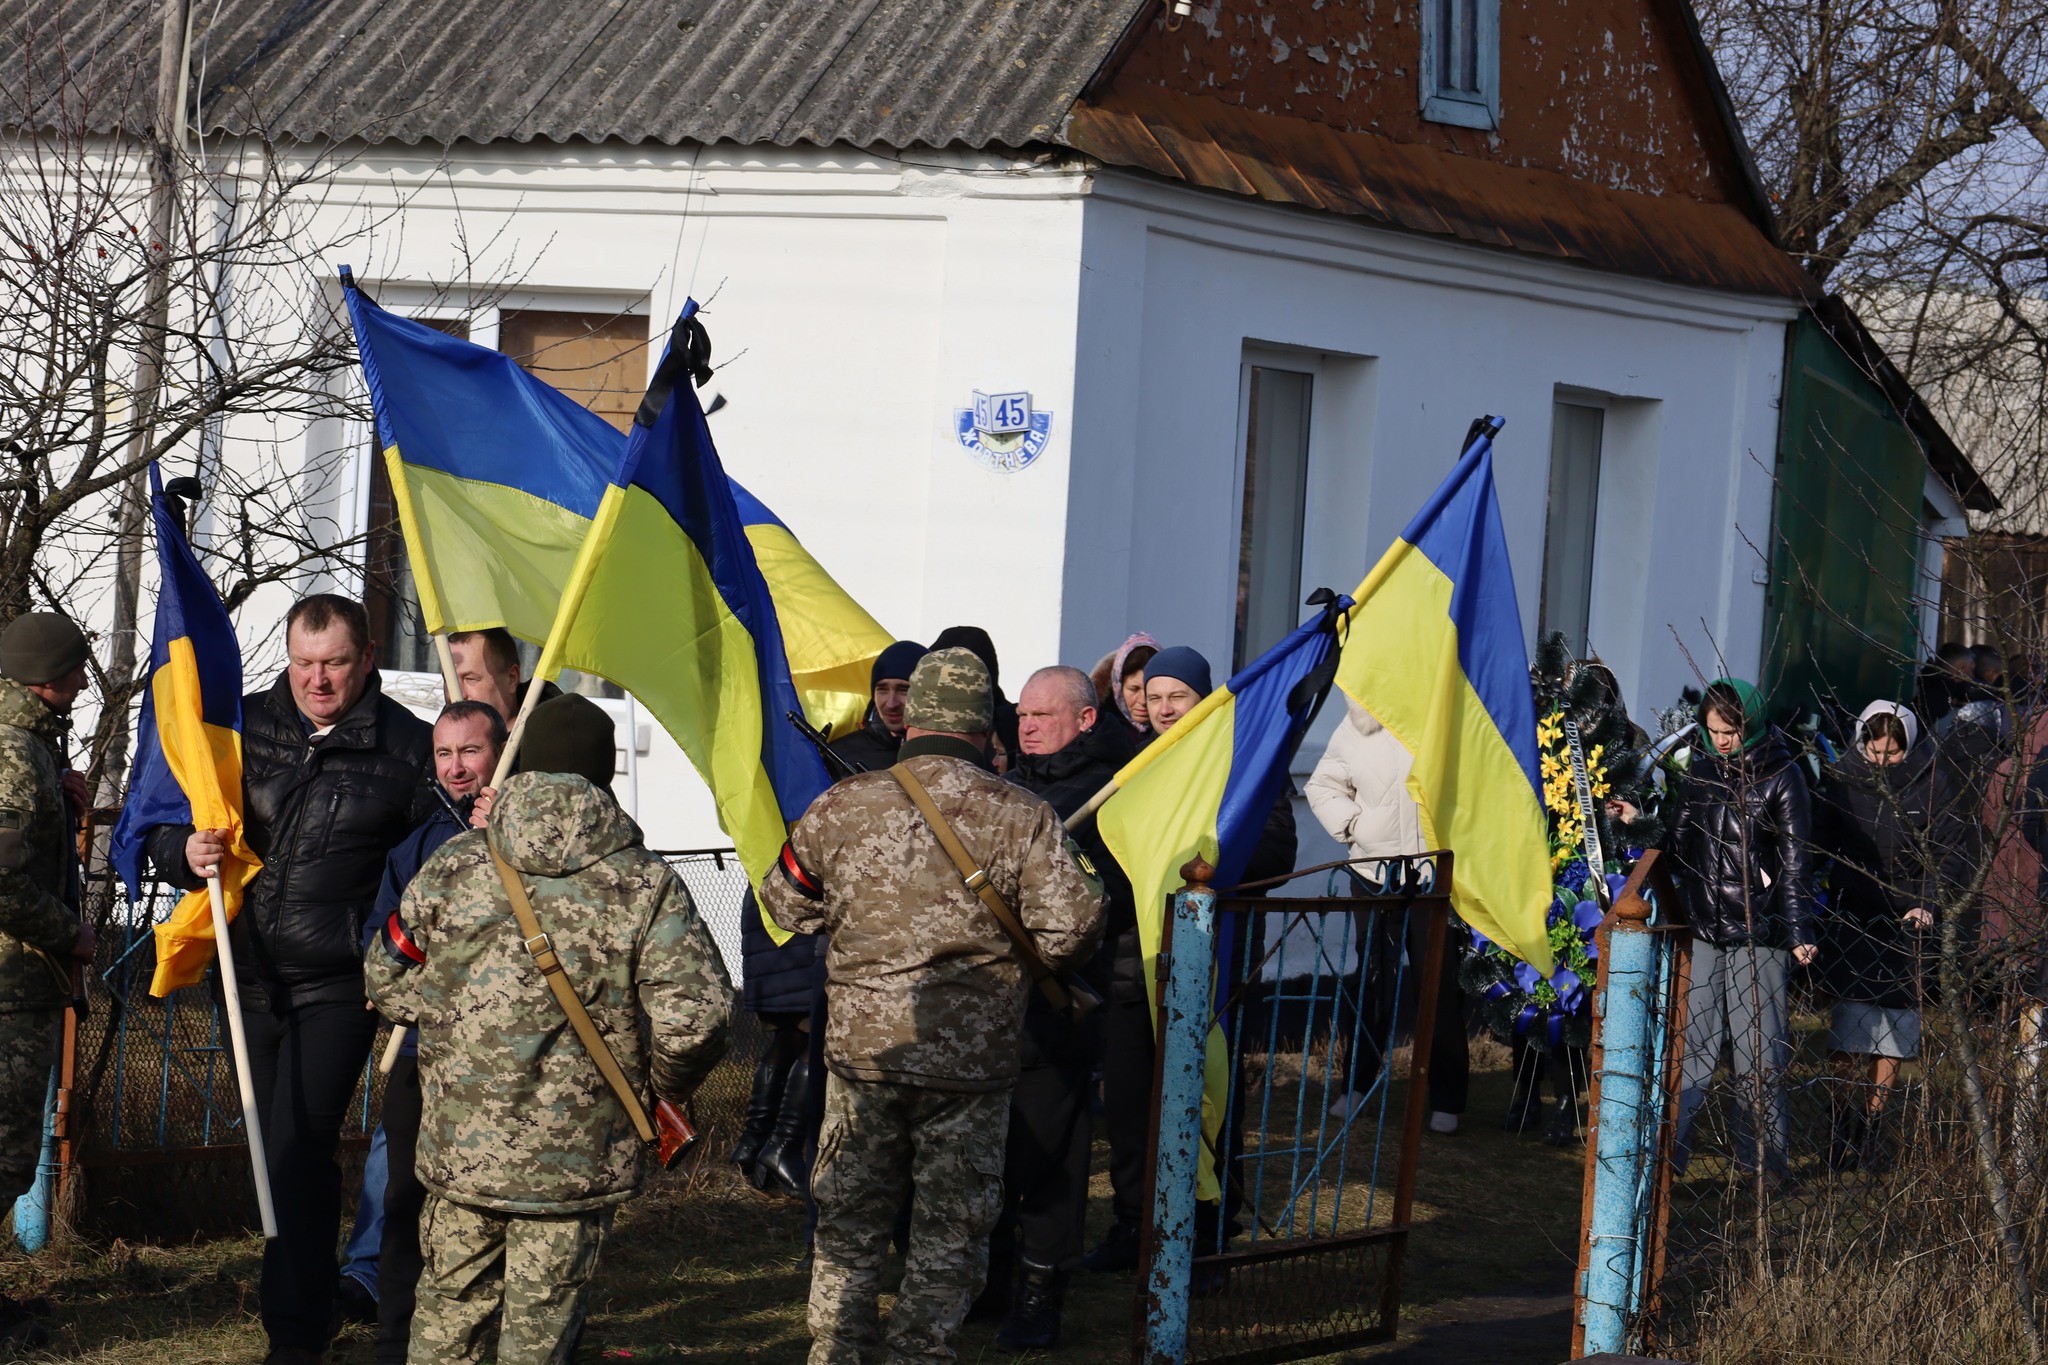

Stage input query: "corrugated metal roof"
[
  {"left": 2, "top": 0, "right": 1149, "bottom": 149},
  {"left": 1062, "top": 83, "right": 1818, "bottom": 300}
]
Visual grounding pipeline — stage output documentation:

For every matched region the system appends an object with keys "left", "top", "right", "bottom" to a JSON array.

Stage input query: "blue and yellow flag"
[
  {"left": 339, "top": 271, "right": 890, "bottom": 733},
  {"left": 527, "top": 304, "right": 832, "bottom": 894},
  {"left": 108, "top": 466, "right": 262, "bottom": 997},
  {"left": 1097, "top": 607, "right": 1341, "bottom": 1200},
  {"left": 1334, "top": 417, "right": 1552, "bottom": 973}
]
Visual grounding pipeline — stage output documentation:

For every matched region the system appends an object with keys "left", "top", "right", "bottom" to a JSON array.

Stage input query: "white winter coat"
[{"left": 1305, "top": 699, "right": 1426, "bottom": 859}]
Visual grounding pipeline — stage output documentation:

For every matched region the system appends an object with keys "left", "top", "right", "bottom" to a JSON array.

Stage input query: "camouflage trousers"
[
  {"left": 808, "top": 1072, "right": 1008, "bottom": 1365},
  {"left": 0, "top": 1010, "right": 58, "bottom": 1205},
  {"left": 408, "top": 1193, "right": 614, "bottom": 1365}
]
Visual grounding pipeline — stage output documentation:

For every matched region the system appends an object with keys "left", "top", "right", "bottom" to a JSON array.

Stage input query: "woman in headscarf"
[
  {"left": 1090, "top": 633, "right": 1158, "bottom": 761},
  {"left": 1814, "top": 700, "right": 1967, "bottom": 1170},
  {"left": 1666, "top": 678, "right": 1816, "bottom": 1180}
]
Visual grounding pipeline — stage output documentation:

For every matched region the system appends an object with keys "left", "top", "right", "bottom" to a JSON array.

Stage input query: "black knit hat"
[
  {"left": 0, "top": 613, "right": 89, "bottom": 686},
  {"left": 871, "top": 640, "right": 927, "bottom": 688},
  {"left": 520, "top": 693, "right": 616, "bottom": 789}
]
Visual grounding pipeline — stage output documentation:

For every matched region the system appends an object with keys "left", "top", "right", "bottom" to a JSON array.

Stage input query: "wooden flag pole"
[
  {"left": 432, "top": 633, "right": 461, "bottom": 705},
  {"left": 207, "top": 874, "right": 277, "bottom": 1238}
]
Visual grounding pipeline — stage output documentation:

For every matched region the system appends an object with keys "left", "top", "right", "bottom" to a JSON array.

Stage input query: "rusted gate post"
[{"left": 1141, "top": 859, "right": 1217, "bottom": 1365}]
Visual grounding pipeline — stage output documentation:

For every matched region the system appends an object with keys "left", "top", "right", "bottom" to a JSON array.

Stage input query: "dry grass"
[{"left": 0, "top": 1057, "right": 1588, "bottom": 1365}]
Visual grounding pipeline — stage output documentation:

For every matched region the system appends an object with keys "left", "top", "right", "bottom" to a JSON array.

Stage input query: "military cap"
[
  {"left": 905, "top": 647, "right": 993, "bottom": 734},
  {"left": 0, "top": 613, "right": 89, "bottom": 685},
  {"left": 521, "top": 693, "right": 616, "bottom": 789}
]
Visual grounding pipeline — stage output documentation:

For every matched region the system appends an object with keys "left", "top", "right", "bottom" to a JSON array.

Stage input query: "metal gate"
[{"left": 1138, "top": 851, "right": 1451, "bottom": 1365}]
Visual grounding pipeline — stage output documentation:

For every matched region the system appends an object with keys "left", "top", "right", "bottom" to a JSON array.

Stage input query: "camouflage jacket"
[
  {"left": 365, "top": 771, "right": 732, "bottom": 1214},
  {"left": 761, "top": 735, "right": 1105, "bottom": 1092},
  {"left": 0, "top": 678, "right": 81, "bottom": 1013}
]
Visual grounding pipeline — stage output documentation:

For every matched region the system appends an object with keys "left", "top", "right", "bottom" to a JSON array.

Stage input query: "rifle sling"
[
  {"left": 489, "top": 840, "right": 656, "bottom": 1143},
  {"left": 887, "top": 763, "right": 1069, "bottom": 1011}
]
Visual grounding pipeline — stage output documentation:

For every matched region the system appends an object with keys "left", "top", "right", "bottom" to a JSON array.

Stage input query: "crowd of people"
[{"left": 0, "top": 589, "right": 2033, "bottom": 1363}]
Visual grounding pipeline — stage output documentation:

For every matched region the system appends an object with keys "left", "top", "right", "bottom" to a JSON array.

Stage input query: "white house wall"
[
  {"left": 150, "top": 140, "right": 1795, "bottom": 860},
  {"left": 1066, "top": 171, "right": 1798, "bottom": 729}
]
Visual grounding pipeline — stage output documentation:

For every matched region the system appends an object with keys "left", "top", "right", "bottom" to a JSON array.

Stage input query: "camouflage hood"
[
  {"left": 0, "top": 676, "right": 66, "bottom": 744},
  {"left": 486, "top": 771, "right": 640, "bottom": 878}
]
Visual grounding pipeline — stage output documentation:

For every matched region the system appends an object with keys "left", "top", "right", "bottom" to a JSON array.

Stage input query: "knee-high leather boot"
[{"left": 753, "top": 1054, "right": 812, "bottom": 1199}]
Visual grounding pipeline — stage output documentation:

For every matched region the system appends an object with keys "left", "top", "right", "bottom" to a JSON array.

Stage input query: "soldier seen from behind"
[
  {"left": 0, "top": 613, "right": 100, "bottom": 1349},
  {"left": 365, "top": 693, "right": 732, "bottom": 1365},
  {"left": 761, "top": 647, "right": 1105, "bottom": 1365},
  {"left": 730, "top": 639, "right": 928, "bottom": 1199},
  {"left": 145, "top": 594, "right": 435, "bottom": 1365}
]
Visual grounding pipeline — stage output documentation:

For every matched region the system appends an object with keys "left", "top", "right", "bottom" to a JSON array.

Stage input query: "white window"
[
  {"left": 1540, "top": 401, "right": 1604, "bottom": 655},
  {"left": 1234, "top": 365, "right": 1315, "bottom": 670},
  {"left": 1420, "top": 0, "right": 1500, "bottom": 130}
]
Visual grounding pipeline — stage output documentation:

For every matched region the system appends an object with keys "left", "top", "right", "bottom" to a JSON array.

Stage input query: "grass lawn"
[{"left": 0, "top": 1058, "right": 1586, "bottom": 1364}]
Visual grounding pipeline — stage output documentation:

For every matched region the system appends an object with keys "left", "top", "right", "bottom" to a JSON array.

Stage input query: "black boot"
[
  {"left": 995, "top": 1257, "right": 1066, "bottom": 1352},
  {"left": 1826, "top": 1108, "right": 1865, "bottom": 1173},
  {"left": 1541, "top": 1092, "right": 1580, "bottom": 1146},
  {"left": 1081, "top": 1221, "right": 1139, "bottom": 1273},
  {"left": 753, "top": 1054, "right": 811, "bottom": 1199},
  {"left": 731, "top": 1054, "right": 792, "bottom": 1176}
]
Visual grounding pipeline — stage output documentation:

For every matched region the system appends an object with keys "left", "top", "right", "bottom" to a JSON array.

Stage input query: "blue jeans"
[{"left": 342, "top": 1122, "right": 389, "bottom": 1296}]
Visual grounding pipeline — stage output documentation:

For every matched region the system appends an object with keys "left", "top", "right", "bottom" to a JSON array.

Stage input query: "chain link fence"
[{"left": 1585, "top": 769, "right": 2048, "bottom": 1361}]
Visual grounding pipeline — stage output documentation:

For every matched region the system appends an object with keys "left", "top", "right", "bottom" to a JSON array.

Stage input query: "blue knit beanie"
[{"left": 1144, "top": 645, "right": 1213, "bottom": 698}]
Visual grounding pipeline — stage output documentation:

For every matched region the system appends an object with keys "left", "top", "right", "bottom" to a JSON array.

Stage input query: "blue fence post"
[
  {"left": 1144, "top": 860, "right": 1218, "bottom": 1365},
  {"left": 12, "top": 1061, "right": 60, "bottom": 1252},
  {"left": 1579, "top": 885, "right": 1660, "bottom": 1354}
]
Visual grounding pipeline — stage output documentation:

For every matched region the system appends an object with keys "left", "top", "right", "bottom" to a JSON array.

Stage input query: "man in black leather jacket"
[
  {"left": 146, "top": 595, "right": 434, "bottom": 1365},
  {"left": 1664, "top": 677, "right": 1816, "bottom": 1179}
]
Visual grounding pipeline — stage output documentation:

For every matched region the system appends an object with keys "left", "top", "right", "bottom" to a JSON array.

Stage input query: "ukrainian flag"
[
  {"left": 528, "top": 302, "right": 833, "bottom": 893},
  {"left": 339, "top": 270, "right": 890, "bottom": 734},
  {"left": 1097, "top": 607, "right": 1341, "bottom": 1201},
  {"left": 1334, "top": 417, "right": 1553, "bottom": 973},
  {"left": 108, "top": 467, "right": 262, "bottom": 997}
]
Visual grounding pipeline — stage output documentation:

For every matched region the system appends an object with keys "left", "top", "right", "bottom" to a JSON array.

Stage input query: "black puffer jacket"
[
  {"left": 147, "top": 670, "right": 435, "bottom": 1008},
  {"left": 1815, "top": 739, "right": 1970, "bottom": 1008},
  {"left": 1666, "top": 734, "right": 1815, "bottom": 949}
]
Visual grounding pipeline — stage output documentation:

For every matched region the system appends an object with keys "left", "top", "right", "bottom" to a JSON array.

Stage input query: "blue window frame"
[{"left": 1419, "top": 0, "right": 1499, "bottom": 130}]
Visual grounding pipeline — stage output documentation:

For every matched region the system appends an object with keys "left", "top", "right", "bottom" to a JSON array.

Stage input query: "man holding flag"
[
  {"left": 0, "top": 612, "right": 98, "bottom": 1348},
  {"left": 140, "top": 593, "right": 434, "bottom": 1365}
]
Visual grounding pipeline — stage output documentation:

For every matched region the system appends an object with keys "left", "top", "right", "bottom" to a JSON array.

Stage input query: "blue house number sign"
[{"left": 957, "top": 389, "right": 1053, "bottom": 473}]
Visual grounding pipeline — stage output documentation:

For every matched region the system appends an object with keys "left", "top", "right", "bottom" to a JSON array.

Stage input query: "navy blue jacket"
[{"left": 365, "top": 796, "right": 471, "bottom": 1054}]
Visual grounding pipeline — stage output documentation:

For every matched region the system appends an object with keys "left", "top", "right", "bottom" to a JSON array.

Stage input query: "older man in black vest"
[{"left": 147, "top": 594, "right": 434, "bottom": 1365}]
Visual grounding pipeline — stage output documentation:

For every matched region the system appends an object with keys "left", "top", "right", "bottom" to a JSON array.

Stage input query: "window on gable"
[{"left": 1420, "top": 0, "right": 1500, "bottom": 130}]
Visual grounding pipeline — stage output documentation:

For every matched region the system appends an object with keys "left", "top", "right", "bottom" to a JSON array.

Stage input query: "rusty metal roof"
[
  {"left": 2, "top": 0, "right": 1149, "bottom": 149},
  {"left": 7, "top": 0, "right": 1814, "bottom": 299},
  {"left": 1061, "top": 83, "right": 1817, "bottom": 300}
]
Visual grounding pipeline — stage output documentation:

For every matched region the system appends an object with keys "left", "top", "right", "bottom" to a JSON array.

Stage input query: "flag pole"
[{"left": 207, "top": 874, "right": 277, "bottom": 1238}]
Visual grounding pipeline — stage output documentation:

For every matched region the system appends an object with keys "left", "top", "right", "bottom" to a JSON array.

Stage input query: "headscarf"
[
  {"left": 1145, "top": 645, "right": 1214, "bottom": 698},
  {"left": 1109, "top": 632, "right": 1160, "bottom": 724},
  {"left": 1701, "top": 677, "right": 1769, "bottom": 752},
  {"left": 1855, "top": 699, "right": 1921, "bottom": 754}
]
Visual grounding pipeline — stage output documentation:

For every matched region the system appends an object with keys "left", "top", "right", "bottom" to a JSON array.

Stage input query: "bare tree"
[{"left": 0, "top": 9, "right": 498, "bottom": 801}]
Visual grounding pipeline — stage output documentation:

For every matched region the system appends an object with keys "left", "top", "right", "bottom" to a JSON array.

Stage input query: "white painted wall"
[{"left": 146, "top": 141, "right": 1797, "bottom": 862}]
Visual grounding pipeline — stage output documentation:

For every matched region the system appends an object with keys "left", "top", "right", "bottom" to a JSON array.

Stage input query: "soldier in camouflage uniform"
[
  {"left": 0, "top": 614, "right": 98, "bottom": 1346},
  {"left": 761, "top": 648, "right": 1104, "bottom": 1365},
  {"left": 365, "top": 696, "right": 732, "bottom": 1365}
]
